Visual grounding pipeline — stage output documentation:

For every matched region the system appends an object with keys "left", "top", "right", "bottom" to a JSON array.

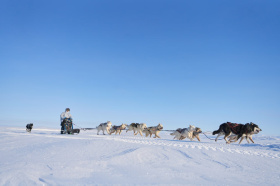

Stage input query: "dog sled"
[
  {"left": 61, "top": 118, "right": 80, "bottom": 134},
  {"left": 26, "top": 123, "right": 33, "bottom": 133}
]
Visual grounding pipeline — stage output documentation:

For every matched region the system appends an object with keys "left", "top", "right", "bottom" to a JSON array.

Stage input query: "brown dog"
[
  {"left": 109, "top": 124, "right": 127, "bottom": 135},
  {"left": 143, "top": 123, "right": 163, "bottom": 138}
]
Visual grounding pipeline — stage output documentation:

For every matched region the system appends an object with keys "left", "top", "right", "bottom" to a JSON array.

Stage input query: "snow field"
[{"left": 0, "top": 127, "right": 279, "bottom": 185}]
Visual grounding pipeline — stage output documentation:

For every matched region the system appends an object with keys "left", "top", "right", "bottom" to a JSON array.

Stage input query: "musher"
[{"left": 60, "top": 108, "right": 73, "bottom": 134}]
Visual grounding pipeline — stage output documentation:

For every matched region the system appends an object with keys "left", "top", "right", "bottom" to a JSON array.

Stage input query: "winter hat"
[{"left": 65, "top": 108, "right": 70, "bottom": 111}]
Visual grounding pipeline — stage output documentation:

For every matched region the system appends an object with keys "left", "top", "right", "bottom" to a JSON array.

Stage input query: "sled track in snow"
[
  {"left": 1, "top": 128, "right": 280, "bottom": 159},
  {"left": 97, "top": 134, "right": 280, "bottom": 159}
]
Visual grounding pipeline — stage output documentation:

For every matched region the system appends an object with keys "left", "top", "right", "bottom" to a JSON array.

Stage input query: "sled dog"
[
  {"left": 212, "top": 122, "right": 244, "bottom": 144},
  {"left": 144, "top": 123, "right": 163, "bottom": 138},
  {"left": 26, "top": 123, "right": 33, "bottom": 133},
  {"left": 126, "top": 123, "right": 147, "bottom": 136},
  {"left": 134, "top": 123, "right": 147, "bottom": 136},
  {"left": 170, "top": 125, "right": 195, "bottom": 140},
  {"left": 110, "top": 124, "right": 127, "bottom": 135},
  {"left": 126, "top": 123, "right": 137, "bottom": 134},
  {"left": 228, "top": 123, "right": 262, "bottom": 144},
  {"left": 212, "top": 122, "right": 261, "bottom": 144},
  {"left": 180, "top": 127, "right": 202, "bottom": 141},
  {"left": 97, "top": 121, "right": 112, "bottom": 135},
  {"left": 170, "top": 125, "right": 201, "bottom": 141}
]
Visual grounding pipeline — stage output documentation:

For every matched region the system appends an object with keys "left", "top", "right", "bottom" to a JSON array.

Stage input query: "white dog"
[
  {"left": 134, "top": 123, "right": 147, "bottom": 136},
  {"left": 171, "top": 125, "right": 198, "bottom": 140},
  {"left": 97, "top": 121, "right": 112, "bottom": 135},
  {"left": 127, "top": 123, "right": 147, "bottom": 136},
  {"left": 126, "top": 123, "right": 137, "bottom": 134}
]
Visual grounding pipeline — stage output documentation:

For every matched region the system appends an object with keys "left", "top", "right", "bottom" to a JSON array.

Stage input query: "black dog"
[
  {"left": 228, "top": 122, "right": 262, "bottom": 144},
  {"left": 26, "top": 123, "right": 33, "bottom": 133},
  {"left": 212, "top": 122, "right": 245, "bottom": 144}
]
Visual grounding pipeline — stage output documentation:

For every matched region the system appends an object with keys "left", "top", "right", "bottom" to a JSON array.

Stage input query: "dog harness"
[
  {"left": 113, "top": 126, "right": 120, "bottom": 130},
  {"left": 227, "top": 122, "right": 240, "bottom": 134},
  {"left": 113, "top": 125, "right": 125, "bottom": 130}
]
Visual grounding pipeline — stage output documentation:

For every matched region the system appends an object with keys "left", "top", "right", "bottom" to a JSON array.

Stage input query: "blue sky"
[{"left": 1, "top": 0, "right": 279, "bottom": 135}]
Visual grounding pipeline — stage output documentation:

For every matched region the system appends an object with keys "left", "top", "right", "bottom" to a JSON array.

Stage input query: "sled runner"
[{"left": 61, "top": 118, "right": 80, "bottom": 134}]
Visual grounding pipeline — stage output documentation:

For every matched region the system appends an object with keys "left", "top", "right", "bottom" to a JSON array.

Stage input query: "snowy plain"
[{"left": 0, "top": 126, "right": 279, "bottom": 186}]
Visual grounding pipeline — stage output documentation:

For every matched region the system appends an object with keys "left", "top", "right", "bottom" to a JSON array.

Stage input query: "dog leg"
[
  {"left": 239, "top": 137, "right": 245, "bottom": 144},
  {"left": 228, "top": 135, "right": 237, "bottom": 142},
  {"left": 225, "top": 137, "right": 230, "bottom": 144},
  {"left": 139, "top": 130, "right": 143, "bottom": 136},
  {"left": 190, "top": 133, "right": 194, "bottom": 140},
  {"left": 195, "top": 135, "right": 201, "bottom": 142},
  {"left": 179, "top": 135, "right": 184, "bottom": 140},
  {"left": 215, "top": 133, "right": 223, "bottom": 142},
  {"left": 155, "top": 132, "right": 160, "bottom": 138},
  {"left": 181, "top": 136, "right": 187, "bottom": 140},
  {"left": 224, "top": 133, "right": 231, "bottom": 144},
  {"left": 249, "top": 136, "right": 255, "bottom": 143}
]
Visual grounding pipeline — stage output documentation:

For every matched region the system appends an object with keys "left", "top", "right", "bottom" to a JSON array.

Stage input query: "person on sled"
[{"left": 60, "top": 108, "right": 73, "bottom": 134}]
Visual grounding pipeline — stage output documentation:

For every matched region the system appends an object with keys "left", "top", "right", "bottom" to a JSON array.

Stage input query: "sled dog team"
[
  {"left": 58, "top": 108, "right": 262, "bottom": 144},
  {"left": 96, "top": 121, "right": 262, "bottom": 144},
  {"left": 97, "top": 122, "right": 164, "bottom": 138}
]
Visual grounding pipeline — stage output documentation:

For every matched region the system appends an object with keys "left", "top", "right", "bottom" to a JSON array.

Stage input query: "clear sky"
[{"left": 1, "top": 0, "right": 279, "bottom": 135}]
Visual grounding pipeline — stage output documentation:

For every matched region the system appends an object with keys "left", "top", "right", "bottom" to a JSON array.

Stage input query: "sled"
[{"left": 61, "top": 118, "right": 80, "bottom": 134}]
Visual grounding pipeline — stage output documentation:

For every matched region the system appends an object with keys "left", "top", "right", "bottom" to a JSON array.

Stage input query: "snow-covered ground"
[{"left": 0, "top": 126, "right": 279, "bottom": 186}]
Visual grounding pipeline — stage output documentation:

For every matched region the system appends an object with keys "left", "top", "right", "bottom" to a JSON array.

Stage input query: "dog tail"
[
  {"left": 170, "top": 132, "right": 175, "bottom": 136},
  {"left": 212, "top": 125, "right": 223, "bottom": 135},
  {"left": 212, "top": 130, "right": 219, "bottom": 135}
]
